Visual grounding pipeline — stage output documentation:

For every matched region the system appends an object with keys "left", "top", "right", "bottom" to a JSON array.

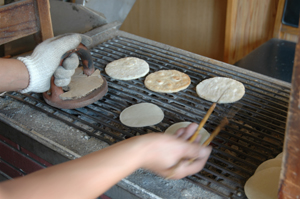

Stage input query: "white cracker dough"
[
  {"left": 59, "top": 67, "right": 103, "bottom": 100},
  {"left": 144, "top": 70, "right": 191, "bottom": 93},
  {"left": 276, "top": 152, "right": 283, "bottom": 160},
  {"left": 245, "top": 167, "right": 281, "bottom": 199},
  {"left": 255, "top": 158, "right": 282, "bottom": 174},
  {"left": 165, "top": 122, "right": 192, "bottom": 135},
  {"left": 120, "top": 103, "right": 164, "bottom": 127},
  {"left": 105, "top": 57, "right": 149, "bottom": 80},
  {"left": 164, "top": 122, "right": 210, "bottom": 145},
  {"left": 196, "top": 77, "right": 245, "bottom": 103}
]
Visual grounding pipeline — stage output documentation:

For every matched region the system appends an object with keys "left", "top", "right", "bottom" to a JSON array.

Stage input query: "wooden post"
[
  {"left": 224, "top": 0, "right": 237, "bottom": 64},
  {"left": 223, "top": 0, "right": 278, "bottom": 64},
  {"left": 273, "top": 0, "right": 298, "bottom": 42},
  {"left": 35, "top": 0, "right": 54, "bottom": 41},
  {"left": 278, "top": 20, "right": 300, "bottom": 199}
]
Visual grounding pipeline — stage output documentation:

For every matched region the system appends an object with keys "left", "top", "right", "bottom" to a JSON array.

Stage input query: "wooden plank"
[
  {"left": 273, "top": 0, "right": 285, "bottom": 39},
  {"left": 281, "top": 24, "right": 299, "bottom": 42},
  {"left": 0, "top": 0, "right": 39, "bottom": 45},
  {"left": 224, "top": 0, "right": 238, "bottom": 64},
  {"left": 223, "top": 0, "right": 278, "bottom": 64},
  {"left": 281, "top": 25, "right": 299, "bottom": 36},
  {"left": 281, "top": 33, "right": 298, "bottom": 43},
  {"left": 273, "top": 0, "right": 298, "bottom": 43},
  {"left": 35, "top": 0, "right": 53, "bottom": 41},
  {"left": 278, "top": 24, "right": 300, "bottom": 199}
]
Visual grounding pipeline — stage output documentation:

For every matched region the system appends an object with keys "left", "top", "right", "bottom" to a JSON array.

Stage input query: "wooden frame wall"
[
  {"left": 121, "top": 0, "right": 280, "bottom": 64},
  {"left": 224, "top": 0, "right": 278, "bottom": 64},
  {"left": 121, "top": 0, "right": 227, "bottom": 61}
]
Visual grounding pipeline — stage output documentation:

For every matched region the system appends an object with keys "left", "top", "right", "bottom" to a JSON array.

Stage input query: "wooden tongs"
[
  {"left": 188, "top": 100, "right": 227, "bottom": 145},
  {"left": 166, "top": 92, "right": 229, "bottom": 179}
]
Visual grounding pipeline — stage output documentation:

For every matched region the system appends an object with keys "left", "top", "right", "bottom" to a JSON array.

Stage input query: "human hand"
[
  {"left": 17, "top": 33, "right": 92, "bottom": 93},
  {"left": 137, "top": 123, "right": 212, "bottom": 179}
]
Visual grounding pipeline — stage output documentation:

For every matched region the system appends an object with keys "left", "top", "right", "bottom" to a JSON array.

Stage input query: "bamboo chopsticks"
[
  {"left": 166, "top": 92, "right": 229, "bottom": 179},
  {"left": 187, "top": 102, "right": 217, "bottom": 144},
  {"left": 188, "top": 89, "right": 228, "bottom": 143}
]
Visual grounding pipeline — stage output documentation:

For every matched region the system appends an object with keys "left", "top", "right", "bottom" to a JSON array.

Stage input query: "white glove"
[
  {"left": 17, "top": 33, "right": 92, "bottom": 93},
  {"left": 54, "top": 53, "right": 79, "bottom": 87}
]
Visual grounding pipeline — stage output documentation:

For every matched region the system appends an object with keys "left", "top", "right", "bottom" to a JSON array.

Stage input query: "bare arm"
[
  {"left": 0, "top": 125, "right": 211, "bottom": 199},
  {"left": 0, "top": 58, "right": 29, "bottom": 92}
]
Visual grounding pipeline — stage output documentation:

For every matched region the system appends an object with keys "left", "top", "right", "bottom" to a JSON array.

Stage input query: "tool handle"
[
  {"left": 189, "top": 102, "right": 217, "bottom": 143},
  {"left": 44, "top": 43, "right": 94, "bottom": 101},
  {"left": 60, "top": 43, "right": 95, "bottom": 76}
]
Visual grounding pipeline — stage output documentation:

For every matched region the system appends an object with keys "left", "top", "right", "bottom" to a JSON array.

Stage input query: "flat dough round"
[
  {"left": 196, "top": 77, "right": 245, "bottom": 103},
  {"left": 245, "top": 167, "right": 281, "bottom": 199},
  {"left": 164, "top": 122, "right": 210, "bottom": 145},
  {"left": 120, "top": 103, "right": 164, "bottom": 127},
  {"left": 276, "top": 152, "right": 283, "bottom": 160},
  {"left": 144, "top": 70, "right": 191, "bottom": 93},
  {"left": 165, "top": 122, "right": 192, "bottom": 134},
  {"left": 255, "top": 158, "right": 282, "bottom": 174},
  {"left": 105, "top": 57, "right": 149, "bottom": 80},
  {"left": 60, "top": 67, "right": 103, "bottom": 100}
]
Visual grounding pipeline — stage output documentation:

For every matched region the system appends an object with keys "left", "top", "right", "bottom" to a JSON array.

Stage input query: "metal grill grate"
[{"left": 5, "top": 36, "right": 290, "bottom": 198}]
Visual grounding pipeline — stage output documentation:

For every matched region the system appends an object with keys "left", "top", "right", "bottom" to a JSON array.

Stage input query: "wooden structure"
[
  {"left": 122, "top": 0, "right": 298, "bottom": 65},
  {"left": 218, "top": 0, "right": 298, "bottom": 64},
  {"left": 278, "top": 20, "right": 300, "bottom": 199},
  {"left": 273, "top": 0, "right": 299, "bottom": 42},
  {"left": 121, "top": 0, "right": 227, "bottom": 61},
  {"left": 224, "top": 0, "right": 280, "bottom": 64},
  {"left": 0, "top": 0, "right": 53, "bottom": 46},
  {"left": 121, "top": 0, "right": 279, "bottom": 64}
]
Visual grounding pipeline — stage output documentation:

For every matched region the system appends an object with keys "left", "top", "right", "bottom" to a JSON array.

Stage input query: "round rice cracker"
[
  {"left": 245, "top": 167, "right": 281, "bottom": 199},
  {"left": 105, "top": 57, "right": 149, "bottom": 80},
  {"left": 144, "top": 70, "right": 191, "bottom": 93},
  {"left": 254, "top": 158, "right": 282, "bottom": 174},
  {"left": 275, "top": 152, "right": 283, "bottom": 160},
  {"left": 120, "top": 103, "right": 164, "bottom": 127},
  {"left": 196, "top": 77, "right": 245, "bottom": 103},
  {"left": 164, "top": 122, "right": 210, "bottom": 145}
]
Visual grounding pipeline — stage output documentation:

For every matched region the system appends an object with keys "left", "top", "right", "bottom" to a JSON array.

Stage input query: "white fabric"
[
  {"left": 17, "top": 33, "right": 92, "bottom": 93},
  {"left": 54, "top": 53, "right": 79, "bottom": 87}
]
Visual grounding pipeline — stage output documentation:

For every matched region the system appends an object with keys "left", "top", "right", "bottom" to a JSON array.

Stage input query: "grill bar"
[{"left": 4, "top": 35, "right": 289, "bottom": 198}]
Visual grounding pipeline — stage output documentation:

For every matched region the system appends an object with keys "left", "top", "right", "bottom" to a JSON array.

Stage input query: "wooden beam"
[
  {"left": 278, "top": 21, "right": 300, "bottom": 199},
  {"left": 273, "top": 0, "right": 285, "bottom": 38},
  {"left": 281, "top": 25, "right": 299, "bottom": 37},
  {"left": 35, "top": 0, "right": 53, "bottom": 41},
  {"left": 0, "top": 0, "right": 39, "bottom": 45},
  {"left": 224, "top": 0, "right": 238, "bottom": 64}
]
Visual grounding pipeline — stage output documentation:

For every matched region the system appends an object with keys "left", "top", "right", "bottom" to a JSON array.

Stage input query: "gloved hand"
[
  {"left": 17, "top": 33, "right": 93, "bottom": 93},
  {"left": 53, "top": 53, "right": 79, "bottom": 87}
]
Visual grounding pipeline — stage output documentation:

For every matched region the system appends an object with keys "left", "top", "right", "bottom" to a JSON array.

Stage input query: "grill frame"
[{"left": 0, "top": 23, "right": 291, "bottom": 198}]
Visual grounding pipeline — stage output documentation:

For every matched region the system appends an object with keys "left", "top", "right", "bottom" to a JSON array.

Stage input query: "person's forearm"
[
  {"left": 0, "top": 58, "right": 29, "bottom": 92},
  {"left": 0, "top": 130, "right": 211, "bottom": 199},
  {"left": 0, "top": 137, "right": 144, "bottom": 199}
]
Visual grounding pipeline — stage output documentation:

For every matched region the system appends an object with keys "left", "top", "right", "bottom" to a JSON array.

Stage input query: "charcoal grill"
[{"left": 0, "top": 22, "right": 291, "bottom": 198}]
